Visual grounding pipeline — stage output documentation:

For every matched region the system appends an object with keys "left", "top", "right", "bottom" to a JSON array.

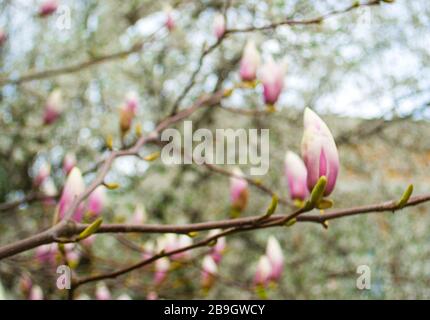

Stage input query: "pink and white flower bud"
[
  {"left": 284, "top": 151, "right": 308, "bottom": 201},
  {"left": 171, "top": 235, "right": 192, "bottom": 261},
  {"left": 154, "top": 257, "right": 170, "bottom": 285},
  {"left": 230, "top": 167, "right": 248, "bottom": 213},
  {"left": 33, "top": 162, "right": 51, "bottom": 187},
  {"left": 87, "top": 186, "right": 106, "bottom": 218},
  {"left": 117, "top": 293, "right": 132, "bottom": 300},
  {"left": 254, "top": 255, "right": 272, "bottom": 287},
  {"left": 64, "top": 243, "right": 81, "bottom": 268},
  {"left": 39, "top": 0, "right": 58, "bottom": 17},
  {"left": 0, "top": 28, "right": 7, "bottom": 46},
  {"left": 41, "top": 178, "right": 57, "bottom": 197},
  {"left": 119, "top": 93, "right": 138, "bottom": 135},
  {"left": 260, "top": 57, "right": 285, "bottom": 105},
  {"left": 43, "top": 89, "right": 63, "bottom": 125},
  {"left": 208, "top": 229, "right": 226, "bottom": 264},
  {"left": 142, "top": 241, "right": 155, "bottom": 260},
  {"left": 19, "top": 274, "right": 33, "bottom": 298},
  {"left": 132, "top": 204, "right": 147, "bottom": 225},
  {"left": 266, "top": 236, "right": 284, "bottom": 282},
  {"left": 239, "top": 40, "right": 260, "bottom": 82},
  {"left": 125, "top": 91, "right": 139, "bottom": 115},
  {"left": 201, "top": 255, "right": 218, "bottom": 290},
  {"left": 213, "top": 14, "right": 226, "bottom": 40},
  {"left": 96, "top": 282, "right": 111, "bottom": 300},
  {"left": 81, "top": 235, "right": 96, "bottom": 247},
  {"left": 157, "top": 234, "right": 178, "bottom": 253},
  {"left": 63, "top": 153, "right": 76, "bottom": 176},
  {"left": 164, "top": 7, "right": 175, "bottom": 32},
  {"left": 301, "top": 108, "right": 339, "bottom": 196},
  {"left": 35, "top": 243, "right": 57, "bottom": 265},
  {"left": 29, "top": 285, "right": 44, "bottom": 300},
  {"left": 147, "top": 291, "right": 158, "bottom": 300},
  {"left": 58, "top": 167, "right": 85, "bottom": 221},
  {"left": 41, "top": 178, "right": 57, "bottom": 206}
]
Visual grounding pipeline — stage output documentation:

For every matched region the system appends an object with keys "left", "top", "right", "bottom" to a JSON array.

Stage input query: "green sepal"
[
  {"left": 396, "top": 184, "right": 413, "bottom": 210},
  {"left": 78, "top": 218, "right": 103, "bottom": 241}
]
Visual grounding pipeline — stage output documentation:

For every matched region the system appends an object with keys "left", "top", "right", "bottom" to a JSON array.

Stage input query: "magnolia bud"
[
  {"left": 19, "top": 274, "right": 33, "bottom": 298},
  {"left": 39, "top": 0, "right": 58, "bottom": 17},
  {"left": 29, "top": 285, "right": 44, "bottom": 300},
  {"left": 254, "top": 255, "right": 272, "bottom": 287},
  {"left": 132, "top": 204, "right": 147, "bottom": 225},
  {"left": 147, "top": 291, "right": 158, "bottom": 300},
  {"left": 35, "top": 243, "right": 57, "bottom": 265},
  {"left": 63, "top": 153, "right": 76, "bottom": 176},
  {"left": 142, "top": 241, "right": 155, "bottom": 260},
  {"left": 58, "top": 167, "right": 85, "bottom": 221},
  {"left": 266, "top": 236, "right": 284, "bottom": 282},
  {"left": 125, "top": 91, "right": 139, "bottom": 114},
  {"left": 117, "top": 293, "right": 132, "bottom": 300},
  {"left": 239, "top": 40, "right": 260, "bottom": 82},
  {"left": 81, "top": 234, "right": 96, "bottom": 247},
  {"left": 119, "top": 93, "right": 139, "bottom": 135},
  {"left": 284, "top": 151, "right": 308, "bottom": 201},
  {"left": 33, "top": 162, "right": 51, "bottom": 187},
  {"left": 96, "top": 282, "right": 111, "bottom": 300},
  {"left": 165, "top": 6, "right": 175, "bottom": 32},
  {"left": 230, "top": 167, "right": 248, "bottom": 213},
  {"left": 201, "top": 255, "right": 218, "bottom": 290},
  {"left": 260, "top": 57, "right": 286, "bottom": 106},
  {"left": 64, "top": 243, "right": 81, "bottom": 268},
  {"left": 154, "top": 257, "right": 170, "bottom": 285},
  {"left": 301, "top": 108, "right": 339, "bottom": 196},
  {"left": 208, "top": 229, "right": 226, "bottom": 264},
  {"left": 0, "top": 28, "right": 7, "bottom": 46},
  {"left": 40, "top": 178, "right": 57, "bottom": 206},
  {"left": 43, "top": 89, "right": 63, "bottom": 125},
  {"left": 157, "top": 233, "right": 177, "bottom": 253},
  {"left": 171, "top": 235, "right": 192, "bottom": 261},
  {"left": 213, "top": 14, "right": 226, "bottom": 40},
  {"left": 87, "top": 186, "right": 107, "bottom": 218}
]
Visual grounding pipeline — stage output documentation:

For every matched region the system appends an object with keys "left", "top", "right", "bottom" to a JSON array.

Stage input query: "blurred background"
[{"left": 1, "top": 0, "right": 430, "bottom": 299}]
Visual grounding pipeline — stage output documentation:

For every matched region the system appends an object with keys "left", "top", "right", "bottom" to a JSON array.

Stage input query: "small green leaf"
[
  {"left": 396, "top": 184, "right": 413, "bottom": 209},
  {"left": 293, "top": 199, "right": 305, "bottom": 208},
  {"left": 322, "top": 220, "right": 329, "bottom": 229},
  {"left": 285, "top": 218, "right": 297, "bottom": 227},
  {"left": 308, "top": 176, "right": 327, "bottom": 208},
  {"left": 143, "top": 152, "right": 160, "bottom": 162},
  {"left": 104, "top": 182, "right": 119, "bottom": 190},
  {"left": 316, "top": 198, "right": 333, "bottom": 210},
  {"left": 255, "top": 285, "right": 268, "bottom": 300},
  {"left": 78, "top": 218, "right": 103, "bottom": 240},
  {"left": 188, "top": 231, "right": 198, "bottom": 238},
  {"left": 208, "top": 239, "right": 218, "bottom": 247},
  {"left": 230, "top": 207, "right": 241, "bottom": 218},
  {"left": 265, "top": 194, "right": 278, "bottom": 217}
]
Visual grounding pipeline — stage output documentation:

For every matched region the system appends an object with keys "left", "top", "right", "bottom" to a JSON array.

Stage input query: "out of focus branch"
[
  {"left": 0, "top": 0, "right": 384, "bottom": 88},
  {"left": 226, "top": 0, "right": 383, "bottom": 34},
  {"left": 68, "top": 189, "right": 430, "bottom": 294},
  {"left": 0, "top": 89, "right": 227, "bottom": 260},
  {"left": 0, "top": 27, "right": 163, "bottom": 87},
  {"left": 0, "top": 192, "right": 57, "bottom": 213}
]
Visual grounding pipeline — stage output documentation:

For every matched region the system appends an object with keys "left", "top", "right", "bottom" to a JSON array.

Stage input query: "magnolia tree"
[{"left": 0, "top": 0, "right": 429, "bottom": 299}]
